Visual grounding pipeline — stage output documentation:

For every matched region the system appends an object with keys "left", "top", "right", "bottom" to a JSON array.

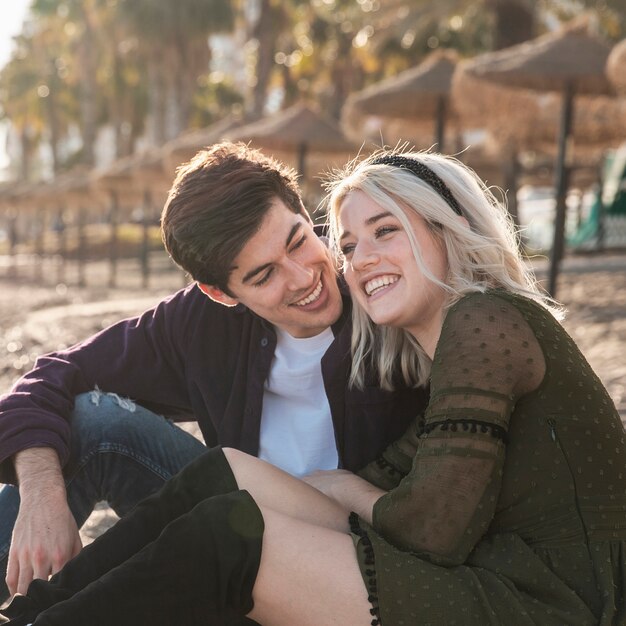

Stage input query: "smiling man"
[
  {"left": 197, "top": 199, "right": 342, "bottom": 339},
  {"left": 0, "top": 142, "right": 427, "bottom": 600}
]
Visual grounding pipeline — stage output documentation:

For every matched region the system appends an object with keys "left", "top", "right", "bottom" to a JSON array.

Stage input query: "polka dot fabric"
[{"left": 354, "top": 291, "right": 626, "bottom": 625}]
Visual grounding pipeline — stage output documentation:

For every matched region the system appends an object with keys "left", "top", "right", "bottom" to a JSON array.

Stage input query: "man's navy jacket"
[{"left": 0, "top": 282, "right": 428, "bottom": 484}]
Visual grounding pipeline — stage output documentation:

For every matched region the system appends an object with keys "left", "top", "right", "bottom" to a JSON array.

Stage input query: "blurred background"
[
  {"left": 0, "top": 4, "right": 625, "bottom": 538},
  {"left": 0, "top": 0, "right": 624, "bottom": 285}
]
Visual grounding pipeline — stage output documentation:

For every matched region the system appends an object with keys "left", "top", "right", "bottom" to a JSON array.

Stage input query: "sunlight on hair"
[{"left": 323, "top": 148, "right": 563, "bottom": 391}]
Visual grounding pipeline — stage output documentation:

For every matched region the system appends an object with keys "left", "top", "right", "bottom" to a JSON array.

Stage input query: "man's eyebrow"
[
  {"left": 241, "top": 221, "right": 304, "bottom": 284},
  {"left": 241, "top": 262, "right": 272, "bottom": 284},
  {"left": 285, "top": 222, "right": 302, "bottom": 247},
  {"left": 339, "top": 211, "right": 393, "bottom": 241}
]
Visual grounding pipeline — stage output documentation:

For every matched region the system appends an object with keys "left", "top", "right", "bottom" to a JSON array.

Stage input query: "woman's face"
[{"left": 337, "top": 190, "right": 448, "bottom": 352}]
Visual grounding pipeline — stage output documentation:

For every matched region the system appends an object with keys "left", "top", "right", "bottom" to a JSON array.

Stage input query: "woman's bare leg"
[
  {"left": 223, "top": 448, "right": 351, "bottom": 532},
  {"left": 249, "top": 505, "right": 373, "bottom": 626},
  {"left": 224, "top": 449, "right": 376, "bottom": 623}
]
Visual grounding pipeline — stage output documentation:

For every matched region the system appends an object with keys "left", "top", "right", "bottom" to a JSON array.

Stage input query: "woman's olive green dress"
[{"left": 354, "top": 291, "right": 626, "bottom": 625}]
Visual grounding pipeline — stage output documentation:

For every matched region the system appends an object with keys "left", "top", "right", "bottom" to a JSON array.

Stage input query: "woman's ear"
[
  {"left": 457, "top": 215, "right": 470, "bottom": 230},
  {"left": 197, "top": 283, "right": 239, "bottom": 307}
]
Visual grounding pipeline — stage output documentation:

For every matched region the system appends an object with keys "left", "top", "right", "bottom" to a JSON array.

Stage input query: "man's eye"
[
  {"left": 290, "top": 234, "right": 307, "bottom": 251},
  {"left": 254, "top": 268, "right": 273, "bottom": 286}
]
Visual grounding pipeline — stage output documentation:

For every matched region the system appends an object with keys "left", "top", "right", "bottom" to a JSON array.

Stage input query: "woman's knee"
[{"left": 222, "top": 447, "right": 244, "bottom": 464}]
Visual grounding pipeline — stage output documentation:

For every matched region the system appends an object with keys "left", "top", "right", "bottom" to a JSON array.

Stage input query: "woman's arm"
[
  {"left": 369, "top": 293, "right": 545, "bottom": 564},
  {"left": 301, "top": 470, "right": 385, "bottom": 523}
]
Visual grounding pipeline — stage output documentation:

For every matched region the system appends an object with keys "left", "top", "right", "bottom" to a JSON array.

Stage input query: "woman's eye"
[
  {"left": 375, "top": 225, "right": 399, "bottom": 238},
  {"left": 340, "top": 244, "right": 355, "bottom": 258}
]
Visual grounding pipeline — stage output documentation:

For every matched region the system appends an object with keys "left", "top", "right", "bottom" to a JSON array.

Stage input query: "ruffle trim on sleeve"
[
  {"left": 424, "top": 418, "right": 508, "bottom": 442},
  {"left": 374, "top": 456, "right": 402, "bottom": 479},
  {"left": 349, "top": 512, "right": 381, "bottom": 626}
]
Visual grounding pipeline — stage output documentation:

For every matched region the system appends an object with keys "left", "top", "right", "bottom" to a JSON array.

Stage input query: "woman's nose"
[{"left": 351, "top": 242, "right": 379, "bottom": 270}]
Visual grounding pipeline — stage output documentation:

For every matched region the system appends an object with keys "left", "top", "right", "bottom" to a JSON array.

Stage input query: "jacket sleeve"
[
  {"left": 0, "top": 286, "right": 204, "bottom": 484},
  {"left": 369, "top": 293, "right": 546, "bottom": 565}
]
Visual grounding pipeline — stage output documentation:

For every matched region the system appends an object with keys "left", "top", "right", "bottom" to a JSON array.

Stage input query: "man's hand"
[
  {"left": 302, "top": 469, "right": 385, "bottom": 523},
  {"left": 7, "top": 448, "right": 82, "bottom": 597}
]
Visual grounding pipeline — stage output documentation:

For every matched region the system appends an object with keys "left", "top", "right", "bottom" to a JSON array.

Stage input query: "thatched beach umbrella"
[
  {"left": 607, "top": 39, "right": 626, "bottom": 95},
  {"left": 163, "top": 115, "right": 244, "bottom": 172},
  {"left": 454, "top": 65, "right": 624, "bottom": 149},
  {"left": 92, "top": 148, "right": 169, "bottom": 287},
  {"left": 93, "top": 148, "right": 167, "bottom": 201},
  {"left": 225, "top": 103, "right": 357, "bottom": 181},
  {"left": 0, "top": 179, "right": 84, "bottom": 282},
  {"left": 0, "top": 182, "right": 39, "bottom": 277},
  {"left": 459, "top": 19, "right": 614, "bottom": 296},
  {"left": 343, "top": 49, "right": 459, "bottom": 152},
  {"left": 453, "top": 56, "right": 625, "bottom": 232},
  {"left": 43, "top": 168, "right": 96, "bottom": 284}
]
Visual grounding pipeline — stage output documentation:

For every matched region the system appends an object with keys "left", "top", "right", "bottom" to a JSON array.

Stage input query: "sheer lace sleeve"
[
  {"left": 371, "top": 292, "right": 546, "bottom": 565},
  {"left": 358, "top": 413, "right": 425, "bottom": 491}
]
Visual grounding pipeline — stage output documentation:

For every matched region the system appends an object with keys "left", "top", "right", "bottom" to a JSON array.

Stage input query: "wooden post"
[
  {"left": 141, "top": 189, "right": 152, "bottom": 289},
  {"left": 547, "top": 81, "right": 574, "bottom": 298},
  {"left": 109, "top": 190, "right": 119, "bottom": 288},
  {"left": 77, "top": 205, "right": 86, "bottom": 287},
  {"left": 34, "top": 206, "right": 44, "bottom": 282},
  {"left": 7, "top": 211, "right": 18, "bottom": 279},
  {"left": 434, "top": 95, "right": 446, "bottom": 153},
  {"left": 56, "top": 206, "right": 66, "bottom": 285}
]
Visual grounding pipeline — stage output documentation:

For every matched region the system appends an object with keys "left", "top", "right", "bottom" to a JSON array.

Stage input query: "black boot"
[
  {"left": 0, "top": 594, "right": 37, "bottom": 625},
  {"left": 1, "top": 446, "right": 238, "bottom": 622},
  {"left": 31, "top": 490, "right": 264, "bottom": 625}
]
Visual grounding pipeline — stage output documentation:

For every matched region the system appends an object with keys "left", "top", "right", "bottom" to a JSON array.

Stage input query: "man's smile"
[{"left": 293, "top": 278, "right": 323, "bottom": 307}]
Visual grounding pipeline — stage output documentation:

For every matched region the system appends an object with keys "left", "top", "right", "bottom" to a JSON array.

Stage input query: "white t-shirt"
[{"left": 258, "top": 326, "right": 338, "bottom": 477}]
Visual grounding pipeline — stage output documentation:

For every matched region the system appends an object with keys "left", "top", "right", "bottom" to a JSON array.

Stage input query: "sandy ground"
[{"left": 0, "top": 253, "right": 625, "bottom": 542}]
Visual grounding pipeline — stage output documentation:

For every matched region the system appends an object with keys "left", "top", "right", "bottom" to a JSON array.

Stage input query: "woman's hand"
[{"left": 302, "top": 470, "right": 385, "bottom": 524}]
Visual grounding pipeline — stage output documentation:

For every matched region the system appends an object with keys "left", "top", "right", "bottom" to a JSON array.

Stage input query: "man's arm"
[
  {"left": 6, "top": 447, "right": 81, "bottom": 596},
  {"left": 0, "top": 287, "right": 199, "bottom": 483}
]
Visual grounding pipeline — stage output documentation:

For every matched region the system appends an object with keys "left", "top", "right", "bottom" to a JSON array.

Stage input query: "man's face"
[{"left": 204, "top": 198, "right": 343, "bottom": 338}]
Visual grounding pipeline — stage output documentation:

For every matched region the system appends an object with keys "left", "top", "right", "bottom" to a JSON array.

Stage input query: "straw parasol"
[
  {"left": 342, "top": 49, "right": 459, "bottom": 152},
  {"left": 453, "top": 56, "right": 625, "bottom": 227},
  {"left": 49, "top": 167, "right": 95, "bottom": 212},
  {"left": 91, "top": 148, "right": 167, "bottom": 205},
  {"left": 163, "top": 115, "right": 244, "bottom": 172},
  {"left": 458, "top": 18, "right": 614, "bottom": 296},
  {"left": 91, "top": 147, "right": 173, "bottom": 286},
  {"left": 453, "top": 66, "right": 624, "bottom": 149},
  {"left": 225, "top": 103, "right": 357, "bottom": 180},
  {"left": 607, "top": 39, "right": 626, "bottom": 95}
]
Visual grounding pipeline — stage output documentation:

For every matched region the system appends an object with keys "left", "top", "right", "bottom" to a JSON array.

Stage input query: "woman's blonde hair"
[{"left": 326, "top": 149, "right": 559, "bottom": 391}]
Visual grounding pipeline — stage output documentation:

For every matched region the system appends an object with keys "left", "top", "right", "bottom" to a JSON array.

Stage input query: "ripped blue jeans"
[{"left": 0, "top": 391, "right": 207, "bottom": 602}]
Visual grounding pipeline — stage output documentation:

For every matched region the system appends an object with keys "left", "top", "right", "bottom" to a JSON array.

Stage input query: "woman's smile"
[{"left": 363, "top": 274, "right": 400, "bottom": 297}]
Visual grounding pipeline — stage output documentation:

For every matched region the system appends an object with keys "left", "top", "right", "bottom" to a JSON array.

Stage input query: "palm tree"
[
  {"left": 0, "top": 45, "right": 43, "bottom": 180},
  {"left": 248, "top": 0, "right": 287, "bottom": 120},
  {"left": 117, "top": 0, "right": 235, "bottom": 142},
  {"left": 31, "top": 0, "right": 103, "bottom": 167},
  {"left": 94, "top": 10, "right": 148, "bottom": 158}
]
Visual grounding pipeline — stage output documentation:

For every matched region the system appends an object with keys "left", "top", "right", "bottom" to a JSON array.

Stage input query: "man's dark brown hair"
[{"left": 161, "top": 142, "right": 305, "bottom": 295}]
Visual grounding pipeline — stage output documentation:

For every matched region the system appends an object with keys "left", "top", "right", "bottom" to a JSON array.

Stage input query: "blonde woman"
[{"left": 3, "top": 151, "right": 624, "bottom": 625}]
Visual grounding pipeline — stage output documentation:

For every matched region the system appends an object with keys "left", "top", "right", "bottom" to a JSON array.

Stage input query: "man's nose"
[{"left": 286, "top": 259, "right": 315, "bottom": 289}]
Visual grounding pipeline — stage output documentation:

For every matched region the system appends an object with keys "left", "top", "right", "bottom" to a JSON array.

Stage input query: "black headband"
[{"left": 369, "top": 154, "right": 463, "bottom": 216}]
